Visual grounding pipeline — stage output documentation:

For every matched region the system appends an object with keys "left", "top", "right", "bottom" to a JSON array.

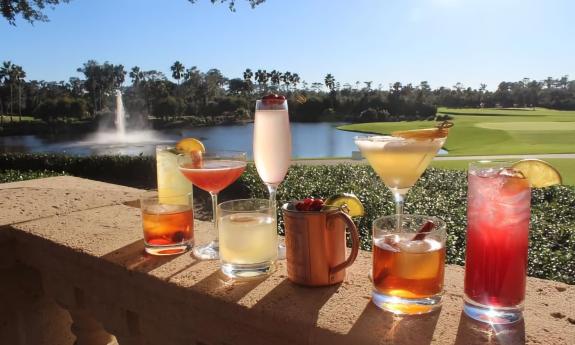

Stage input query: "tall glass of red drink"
[{"left": 464, "top": 161, "right": 531, "bottom": 324}]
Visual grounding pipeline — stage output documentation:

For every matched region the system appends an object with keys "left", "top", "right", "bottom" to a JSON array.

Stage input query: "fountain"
[
  {"left": 56, "top": 90, "right": 172, "bottom": 155},
  {"left": 115, "top": 90, "right": 126, "bottom": 139}
]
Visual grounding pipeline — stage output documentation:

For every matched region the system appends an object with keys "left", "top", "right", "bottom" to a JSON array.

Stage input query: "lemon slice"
[
  {"left": 511, "top": 159, "right": 562, "bottom": 188},
  {"left": 175, "top": 138, "right": 205, "bottom": 153},
  {"left": 323, "top": 193, "right": 365, "bottom": 217},
  {"left": 392, "top": 121, "right": 453, "bottom": 140}
]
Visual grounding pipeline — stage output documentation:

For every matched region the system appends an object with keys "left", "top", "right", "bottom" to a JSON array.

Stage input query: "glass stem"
[
  {"left": 393, "top": 191, "right": 406, "bottom": 230},
  {"left": 210, "top": 191, "right": 219, "bottom": 243},
  {"left": 266, "top": 184, "right": 278, "bottom": 208}
]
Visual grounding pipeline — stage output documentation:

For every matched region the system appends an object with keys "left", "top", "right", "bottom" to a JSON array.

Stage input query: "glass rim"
[
  {"left": 372, "top": 214, "right": 446, "bottom": 233},
  {"left": 218, "top": 198, "right": 272, "bottom": 212},
  {"left": 354, "top": 134, "right": 445, "bottom": 143},
  {"left": 140, "top": 189, "right": 192, "bottom": 200},
  {"left": 177, "top": 149, "right": 247, "bottom": 157},
  {"left": 281, "top": 202, "right": 340, "bottom": 213}
]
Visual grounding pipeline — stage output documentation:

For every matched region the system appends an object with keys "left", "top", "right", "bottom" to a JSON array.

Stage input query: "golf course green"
[{"left": 339, "top": 107, "right": 575, "bottom": 185}]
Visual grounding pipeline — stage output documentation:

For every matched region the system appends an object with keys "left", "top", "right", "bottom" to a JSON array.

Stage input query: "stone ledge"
[{"left": 1, "top": 176, "right": 574, "bottom": 345}]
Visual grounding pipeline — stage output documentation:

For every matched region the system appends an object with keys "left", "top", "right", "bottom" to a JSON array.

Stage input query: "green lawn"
[
  {"left": 339, "top": 107, "right": 575, "bottom": 156},
  {"left": 430, "top": 158, "right": 575, "bottom": 186},
  {"left": 0, "top": 115, "right": 36, "bottom": 122}
]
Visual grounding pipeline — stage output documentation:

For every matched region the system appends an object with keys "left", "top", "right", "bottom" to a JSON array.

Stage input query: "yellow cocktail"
[{"left": 355, "top": 122, "right": 451, "bottom": 214}]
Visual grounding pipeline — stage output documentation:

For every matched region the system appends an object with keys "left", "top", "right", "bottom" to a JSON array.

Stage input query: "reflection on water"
[{"left": 0, "top": 122, "right": 448, "bottom": 158}]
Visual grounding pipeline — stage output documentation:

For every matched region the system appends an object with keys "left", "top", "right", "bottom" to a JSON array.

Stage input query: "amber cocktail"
[
  {"left": 140, "top": 190, "right": 193, "bottom": 255},
  {"left": 372, "top": 215, "right": 446, "bottom": 314}
]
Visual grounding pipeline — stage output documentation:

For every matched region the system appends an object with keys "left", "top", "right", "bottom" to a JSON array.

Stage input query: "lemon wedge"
[
  {"left": 511, "top": 159, "right": 562, "bottom": 188},
  {"left": 323, "top": 193, "right": 365, "bottom": 217}
]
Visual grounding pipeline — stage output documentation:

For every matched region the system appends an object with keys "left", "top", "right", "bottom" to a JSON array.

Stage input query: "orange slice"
[
  {"left": 392, "top": 121, "right": 453, "bottom": 140},
  {"left": 176, "top": 138, "right": 205, "bottom": 168},
  {"left": 175, "top": 138, "right": 205, "bottom": 153}
]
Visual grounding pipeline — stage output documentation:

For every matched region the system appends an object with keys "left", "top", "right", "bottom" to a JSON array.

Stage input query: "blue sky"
[{"left": 2, "top": 0, "right": 574, "bottom": 90}]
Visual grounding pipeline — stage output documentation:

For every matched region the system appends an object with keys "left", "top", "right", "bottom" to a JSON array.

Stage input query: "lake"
[{"left": 0, "top": 122, "right": 365, "bottom": 159}]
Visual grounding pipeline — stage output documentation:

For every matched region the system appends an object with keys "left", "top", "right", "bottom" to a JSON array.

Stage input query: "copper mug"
[{"left": 282, "top": 203, "right": 360, "bottom": 286}]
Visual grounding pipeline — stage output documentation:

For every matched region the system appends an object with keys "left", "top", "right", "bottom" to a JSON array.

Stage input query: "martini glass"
[
  {"left": 354, "top": 123, "right": 450, "bottom": 216},
  {"left": 178, "top": 150, "right": 247, "bottom": 260}
]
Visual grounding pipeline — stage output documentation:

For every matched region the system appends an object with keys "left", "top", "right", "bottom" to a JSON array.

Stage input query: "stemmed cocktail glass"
[
  {"left": 253, "top": 95, "right": 291, "bottom": 206},
  {"left": 354, "top": 122, "right": 451, "bottom": 216},
  {"left": 253, "top": 95, "right": 291, "bottom": 254},
  {"left": 178, "top": 150, "right": 247, "bottom": 260}
]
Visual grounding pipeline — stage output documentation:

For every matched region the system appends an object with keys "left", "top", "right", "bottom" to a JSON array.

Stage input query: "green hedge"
[
  {"left": 0, "top": 169, "right": 66, "bottom": 183},
  {"left": 240, "top": 164, "right": 575, "bottom": 284},
  {"left": 1, "top": 154, "right": 574, "bottom": 284}
]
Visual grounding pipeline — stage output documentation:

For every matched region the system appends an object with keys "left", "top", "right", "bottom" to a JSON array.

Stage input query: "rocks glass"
[
  {"left": 140, "top": 190, "right": 193, "bottom": 255},
  {"left": 218, "top": 199, "right": 278, "bottom": 278},
  {"left": 371, "top": 214, "right": 446, "bottom": 314}
]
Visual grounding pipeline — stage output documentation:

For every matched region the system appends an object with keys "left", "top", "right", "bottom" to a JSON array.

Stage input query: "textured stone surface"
[{"left": 1, "top": 176, "right": 574, "bottom": 345}]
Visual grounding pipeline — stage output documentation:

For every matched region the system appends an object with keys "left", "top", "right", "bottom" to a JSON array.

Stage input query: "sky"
[{"left": 2, "top": 0, "right": 574, "bottom": 91}]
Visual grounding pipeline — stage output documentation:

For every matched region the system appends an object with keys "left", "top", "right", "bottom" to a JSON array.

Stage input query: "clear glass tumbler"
[
  {"left": 140, "top": 190, "right": 193, "bottom": 255},
  {"left": 218, "top": 199, "right": 278, "bottom": 278},
  {"left": 464, "top": 161, "right": 531, "bottom": 324},
  {"left": 372, "top": 214, "right": 446, "bottom": 314}
]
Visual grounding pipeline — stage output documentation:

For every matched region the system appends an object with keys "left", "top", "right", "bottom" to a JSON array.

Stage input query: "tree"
[
  {"left": 254, "top": 69, "right": 268, "bottom": 91},
  {"left": 187, "top": 0, "right": 265, "bottom": 12},
  {"left": 1, "top": 0, "right": 71, "bottom": 25},
  {"left": 0, "top": 61, "right": 15, "bottom": 122},
  {"left": 242, "top": 68, "right": 254, "bottom": 94},
  {"left": 13, "top": 64, "right": 26, "bottom": 120},
  {"left": 324, "top": 74, "right": 336, "bottom": 92},
  {"left": 170, "top": 61, "right": 185, "bottom": 85},
  {"left": 129, "top": 66, "right": 143, "bottom": 86}
]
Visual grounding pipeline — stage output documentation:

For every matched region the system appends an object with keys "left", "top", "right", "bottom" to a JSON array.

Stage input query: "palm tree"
[
  {"left": 13, "top": 65, "right": 26, "bottom": 121},
  {"left": 254, "top": 69, "right": 268, "bottom": 92},
  {"left": 171, "top": 61, "right": 185, "bottom": 85},
  {"left": 0, "top": 61, "right": 15, "bottom": 122},
  {"left": 243, "top": 68, "right": 253, "bottom": 94},
  {"left": 324, "top": 74, "right": 336, "bottom": 92},
  {"left": 129, "top": 66, "right": 143, "bottom": 86}
]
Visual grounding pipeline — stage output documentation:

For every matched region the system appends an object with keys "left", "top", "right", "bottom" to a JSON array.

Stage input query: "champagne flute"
[{"left": 253, "top": 95, "right": 291, "bottom": 256}]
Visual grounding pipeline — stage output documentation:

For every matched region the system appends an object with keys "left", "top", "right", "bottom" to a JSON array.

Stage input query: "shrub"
[{"left": 0, "top": 169, "right": 66, "bottom": 183}]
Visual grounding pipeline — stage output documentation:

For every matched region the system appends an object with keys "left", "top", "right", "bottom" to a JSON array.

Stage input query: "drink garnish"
[
  {"left": 295, "top": 197, "right": 324, "bottom": 211},
  {"left": 511, "top": 159, "right": 562, "bottom": 188},
  {"left": 176, "top": 137, "right": 205, "bottom": 168},
  {"left": 391, "top": 121, "right": 454, "bottom": 140},
  {"left": 261, "top": 94, "right": 286, "bottom": 105},
  {"left": 323, "top": 193, "right": 365, "bottom": 217},
  {"left": 412, "top": 220, "right": 435, "bottom": 241}
]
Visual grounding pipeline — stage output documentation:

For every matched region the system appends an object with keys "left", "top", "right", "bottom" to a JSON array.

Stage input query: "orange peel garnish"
[{"left": 392, "top": 121, "right": 453, "bottom": 140}]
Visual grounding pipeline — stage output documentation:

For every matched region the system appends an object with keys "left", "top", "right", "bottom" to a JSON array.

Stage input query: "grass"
[
  {"left": 339, "top": 107, "right": 575, "bottom": 156},
  {"left": 431, "top": 158, "right": 575, "bottom": 186},
  {"left": 0, "top": 115, "right": 37, "bottom": 122}
]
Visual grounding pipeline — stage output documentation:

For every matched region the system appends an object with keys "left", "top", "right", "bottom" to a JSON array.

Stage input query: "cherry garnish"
[{"left": 261, "top": 94, "right": 286, "bottom": 104}]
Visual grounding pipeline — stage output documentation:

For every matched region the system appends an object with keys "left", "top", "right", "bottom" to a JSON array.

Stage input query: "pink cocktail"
[
  {"left": 464, "top": 161, "right": 531, "bottom": 324},
  {"left": 178, "top": 151, "right": 247, "bottom": 260}
]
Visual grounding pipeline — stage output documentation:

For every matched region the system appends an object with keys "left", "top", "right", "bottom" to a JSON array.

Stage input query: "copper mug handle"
[{"left": 327, "top": 210, "right": 360, "bottom": 276}]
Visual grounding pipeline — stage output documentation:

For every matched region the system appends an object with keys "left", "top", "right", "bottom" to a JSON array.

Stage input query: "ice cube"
[{"left": 397, "top": 239, "right": 432, "bottom": 253}]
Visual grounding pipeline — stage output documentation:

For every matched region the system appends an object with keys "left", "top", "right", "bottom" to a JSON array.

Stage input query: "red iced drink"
[{"left": 464, "top": 162, "right": 530, "bottom": 322}]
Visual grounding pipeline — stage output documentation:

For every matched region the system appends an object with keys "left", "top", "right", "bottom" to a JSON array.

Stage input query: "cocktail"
[
  {"left": 464, "top": 161, "right": 531, "bottom": 324},
  {"left": 354, "top": 122, "right": 451, "bottom": 215},
  {"left": 178, "top": 150, "right": 247, "bottom": 260},
  {"left": 253, "top": 94, "right": 291, "bottom": 255},
  {"left": 156, "top": 145, "right": 195, "bottom": 204},
  {"left": 371, "top": 214, "right": 446, "bottom": 314},
  {"left": 219, "top": 199, "right": 278, "bottom": 278},
  {"left": 140, "top": 190, "right": 193, "bottom": 255}
]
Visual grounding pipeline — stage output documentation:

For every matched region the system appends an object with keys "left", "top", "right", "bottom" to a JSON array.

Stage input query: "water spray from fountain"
[{"left": 115, "top": 90, "right": 126, "bottom": 139}]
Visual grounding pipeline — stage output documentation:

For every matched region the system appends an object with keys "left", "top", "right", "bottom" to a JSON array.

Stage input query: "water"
[{"left": 0, "top": 122, "right": 370, "bottom": 158}]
